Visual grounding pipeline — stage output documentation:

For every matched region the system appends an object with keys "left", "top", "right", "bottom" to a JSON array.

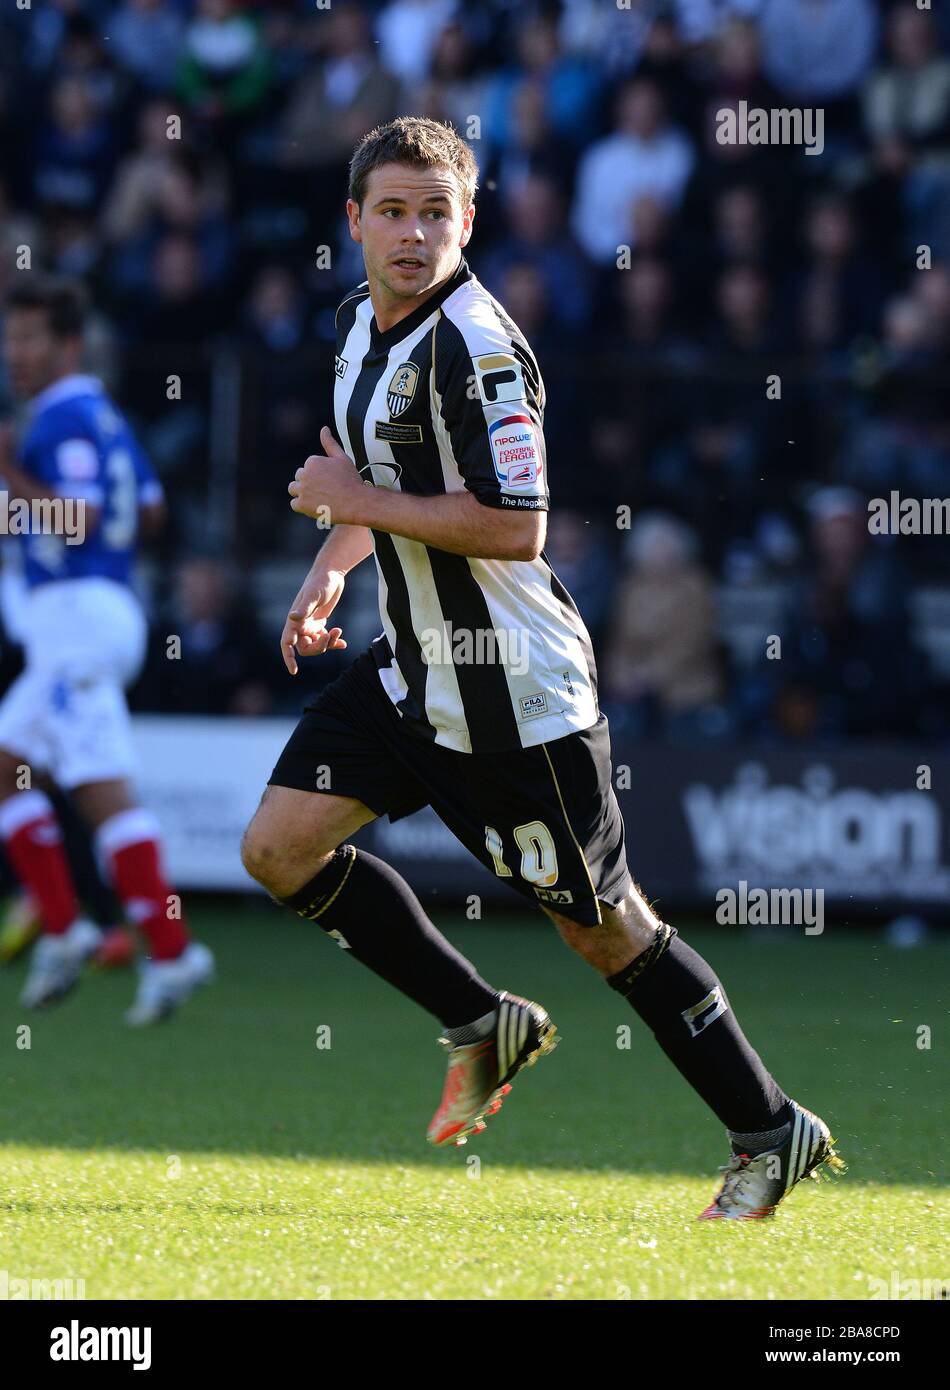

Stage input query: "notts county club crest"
[{"left": 387, "top": 362, "right": 419, "bottom": 417}]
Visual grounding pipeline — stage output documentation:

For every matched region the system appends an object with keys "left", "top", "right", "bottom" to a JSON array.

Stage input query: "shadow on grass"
[{"left": 1, "top": 915, "right": 946, "bottom": 1185}]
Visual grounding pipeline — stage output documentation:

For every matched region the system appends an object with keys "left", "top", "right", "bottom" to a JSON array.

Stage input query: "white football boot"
[
  {"left": 698, "top": 1101, "right": 846, "bottom": 1220},
  {"left": 20, "top": 918, "right": 103, "bottom": 1008},
  {"left": 125, "top": 941, "right": 215, "bottom": 1026}
]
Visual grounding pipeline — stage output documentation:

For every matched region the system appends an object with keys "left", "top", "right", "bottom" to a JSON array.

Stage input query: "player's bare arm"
[
  {"left": 280, "top": 521, "right": 374, "bottom": 676},
  {"left": 288, "top": 424, "right": 545, "bottom": 562}
]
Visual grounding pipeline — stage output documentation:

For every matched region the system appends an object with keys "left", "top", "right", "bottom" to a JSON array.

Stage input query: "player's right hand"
[{"left": 280, "top": 569, "right": 348, "bottom": 675}]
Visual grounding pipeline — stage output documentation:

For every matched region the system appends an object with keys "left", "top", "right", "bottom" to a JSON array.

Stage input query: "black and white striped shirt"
[{"left": 333, "top": 254, "right": 598, "bottom": 754}]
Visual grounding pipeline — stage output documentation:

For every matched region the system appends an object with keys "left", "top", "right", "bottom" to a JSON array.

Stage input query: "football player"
[
  {"left": 242, "top": 119, "right": 842, "bottom": 1218},
  {"left": 0, "top": 278, "right": 213, "bottom": 1024}
]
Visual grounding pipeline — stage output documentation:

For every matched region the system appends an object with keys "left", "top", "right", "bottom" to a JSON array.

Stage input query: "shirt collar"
[
  {"left": 28, "top": 374, "right": 102, "bottom": 418},
  {"left": 368, "top": 256, "right": 472, "bottom": 353}
]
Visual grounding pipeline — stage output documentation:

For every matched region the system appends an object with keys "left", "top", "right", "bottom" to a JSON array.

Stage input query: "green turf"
[{"left": 1, "top": 908, "right": 947, "bottom": 1299}]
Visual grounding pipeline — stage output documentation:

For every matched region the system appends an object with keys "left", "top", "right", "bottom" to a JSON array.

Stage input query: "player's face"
[
  {"left": 347, "top": 163, "right": 474, "bottom": 309},
  {"left": 2, "top": 309, "right": 68, "bottom": 399}
]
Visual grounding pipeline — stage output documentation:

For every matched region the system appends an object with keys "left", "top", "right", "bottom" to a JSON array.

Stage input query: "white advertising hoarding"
[{"left": 131, "top": 716, "right": 295, "bottom": 890}]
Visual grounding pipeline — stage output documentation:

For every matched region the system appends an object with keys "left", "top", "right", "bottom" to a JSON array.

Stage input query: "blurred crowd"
[{"left": 1, "top": 0, "right": 949, "bottom": 743}]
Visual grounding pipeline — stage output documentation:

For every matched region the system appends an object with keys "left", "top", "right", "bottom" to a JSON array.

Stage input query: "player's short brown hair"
[
  {"left": 348, "top": 117, "right": 479, "bottom": 212},
  {"left": 5, "top": 277, "right": 88, "bottom": 338}
]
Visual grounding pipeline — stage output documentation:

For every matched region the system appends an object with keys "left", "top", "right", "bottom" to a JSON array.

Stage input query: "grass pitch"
[{"left": 1, "top": 907, "right": 947, "bottom": 1300}]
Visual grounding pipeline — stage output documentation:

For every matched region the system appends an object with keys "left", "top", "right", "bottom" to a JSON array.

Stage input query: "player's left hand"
[{"left": 288, "top": 427, "right": 364, "bottom": 525}]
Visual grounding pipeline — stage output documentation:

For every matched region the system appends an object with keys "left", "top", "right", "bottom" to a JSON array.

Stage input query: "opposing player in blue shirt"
[{"left": 0, "top": 278, "right": 213, "bottom": 1023}]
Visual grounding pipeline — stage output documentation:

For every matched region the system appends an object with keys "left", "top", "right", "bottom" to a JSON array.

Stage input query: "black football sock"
[
  {"left": 728, "top": 1119, "right": 793, "bottom": 1157},
  {"left": 280, "top": 844, "right": 500, "bottom": 1027},
  {"left": 607, "top": 923, "right": 791, "bottom": 1133}
]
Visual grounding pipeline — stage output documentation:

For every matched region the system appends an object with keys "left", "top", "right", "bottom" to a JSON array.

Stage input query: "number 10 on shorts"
[{"left": 485, "top": 822, "right": 559, "bottom": 887}]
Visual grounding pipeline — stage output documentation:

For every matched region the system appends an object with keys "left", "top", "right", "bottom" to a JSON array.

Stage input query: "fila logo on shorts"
[{"left": 533, "top": 887, "right": 575, "bottom": 905}]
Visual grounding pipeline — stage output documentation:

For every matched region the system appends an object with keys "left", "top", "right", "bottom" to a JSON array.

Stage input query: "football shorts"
[{"left": 269, "top": 648, "right": 632, "bottom": 926}]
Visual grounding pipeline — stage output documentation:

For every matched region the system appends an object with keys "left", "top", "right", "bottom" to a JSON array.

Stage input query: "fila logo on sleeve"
[
  {"left": 473, "top": 352, "right": 526, "bottom": 405},
  {"left": 489, "top": 414, "right": 541, "bottom": 488}
]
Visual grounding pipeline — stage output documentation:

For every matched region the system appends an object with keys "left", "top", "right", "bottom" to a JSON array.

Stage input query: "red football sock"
[
  {"left": 96, "top": 809, "right": 190, "bottom": 961},
  {"left": 0, "top": 791, "right": 80, "bottom": 936}
]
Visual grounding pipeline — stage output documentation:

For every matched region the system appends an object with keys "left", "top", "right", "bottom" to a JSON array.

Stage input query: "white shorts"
[{"left": 0, "top": 577, "right": 147, "bottom": 789}]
